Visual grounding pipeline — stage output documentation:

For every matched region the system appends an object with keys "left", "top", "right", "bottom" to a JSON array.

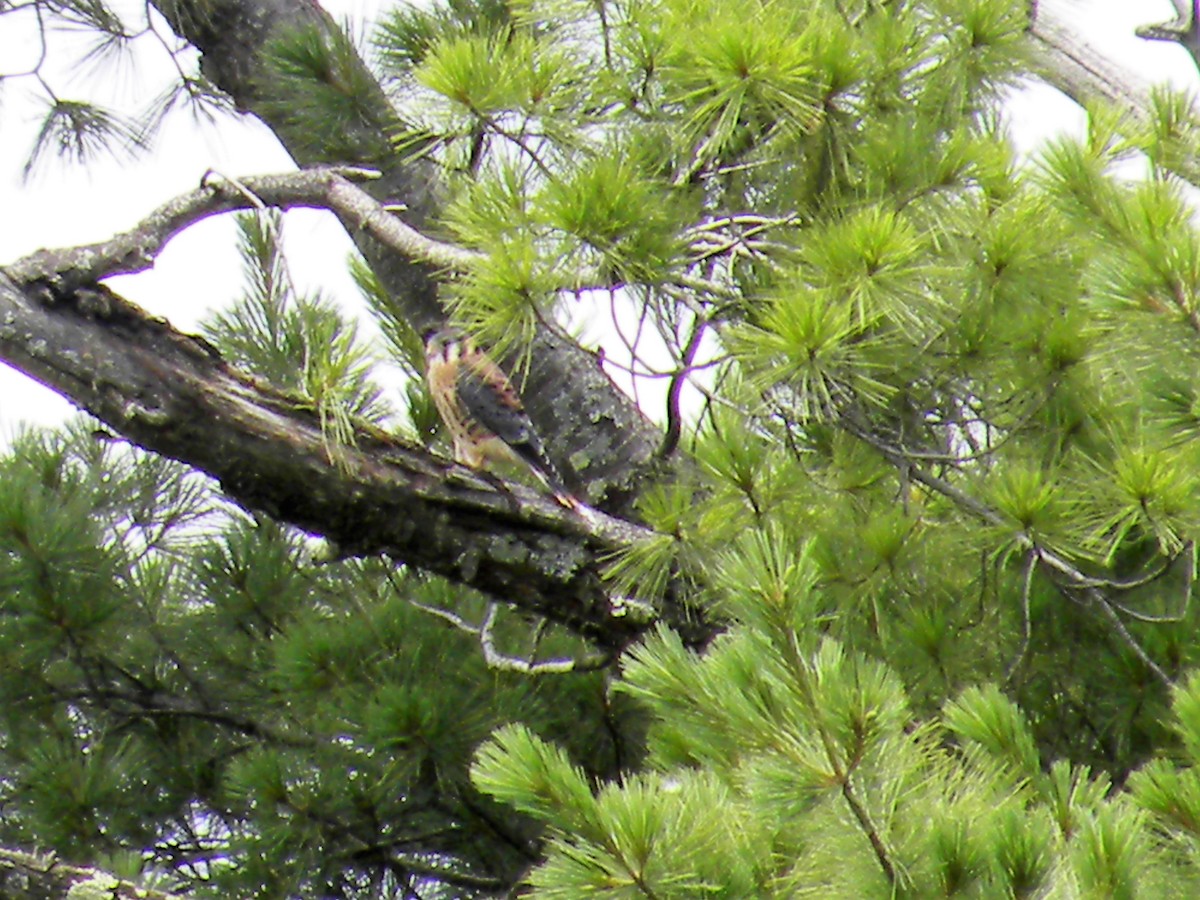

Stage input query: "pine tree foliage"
[
  {"left": 369, "top": 0, "right": 1200, "bottom": 892},
  {"left": 14, "top": 0, "right": 1200, "bottom": 896},
  {"left": 6, "top": 0, "right": 231, "bottom": 176},
  {"left": 23, "top": 98, "right": 145, "bottom": 179},
  {"left": 0, "top": 420, "right": 639, "bottom": 896},
  {"left": 0, "top": 213, "right": 638, "bottom": 899},
  {"left": 205, "top": 213, "right": 393, "bottom": 458}
]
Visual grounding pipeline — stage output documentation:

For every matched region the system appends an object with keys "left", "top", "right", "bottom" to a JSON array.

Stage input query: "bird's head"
[{"left": 423, "top": 326, "right": 471, "bottom": 365}]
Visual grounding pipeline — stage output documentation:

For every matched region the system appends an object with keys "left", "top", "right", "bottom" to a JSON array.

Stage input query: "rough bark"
[
  {"left": 151, "top": 0, "right": 668, "bottom": 517},
  {"left": 0, "top": 259, "right": 709, "bottom": 652}
]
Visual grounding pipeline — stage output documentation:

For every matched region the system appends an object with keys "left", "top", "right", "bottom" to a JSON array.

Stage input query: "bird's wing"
[
  {"left": 457, "top": 356, "right": 576, "bottom": 487},
  {"left": 456, "top": 356, "right": 539, "bottom": 449}
]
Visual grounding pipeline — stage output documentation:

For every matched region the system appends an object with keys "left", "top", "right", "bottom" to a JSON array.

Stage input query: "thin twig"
[
  {"left": 406, "top": 597, "right": 610, "bottom": 673},
  {"left": 657, "top": 316, "right": 710, "bottom": 459},
  {"left": 1103, "top": 544, "right": 1195, "bottom": 623},
  {"left": 1004, "top": 549, "right": 1038, "bottom": 684}
]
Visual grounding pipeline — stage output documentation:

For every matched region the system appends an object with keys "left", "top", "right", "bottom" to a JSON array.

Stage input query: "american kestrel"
[{"left": 424, "top": 327, "right": 580, "bottom": 510}]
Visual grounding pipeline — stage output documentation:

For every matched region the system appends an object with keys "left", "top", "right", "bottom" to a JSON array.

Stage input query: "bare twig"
[
  {"left": 1004, "top": 549, "right": 1039, "bottom": 684},
  {"left": 1103, "top": 544, "right": 1195, "bottom": 623},
  {"left": 657, "top": 317, "right": 711, "bottom": 459},
  {"left": 478, "top": 604, "right": 612, "bottom": 673},
  {"left": 685, "top": 212, "right": 800, "bottom": 265},
  {"left": 405, "top": 589, "right": 612, "bottom": 673}
]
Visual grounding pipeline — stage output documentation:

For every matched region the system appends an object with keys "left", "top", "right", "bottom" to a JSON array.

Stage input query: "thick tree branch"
[{"left": 0, "top": 262, "right": 713, "bottom": 652}]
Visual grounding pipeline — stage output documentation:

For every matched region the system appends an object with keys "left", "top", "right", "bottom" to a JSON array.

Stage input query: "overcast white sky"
[{"left": 0, "top": 0, "right": 1197, "bottom": 438}]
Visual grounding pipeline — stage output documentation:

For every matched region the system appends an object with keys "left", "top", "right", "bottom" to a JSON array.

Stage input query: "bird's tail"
[{"left": 514, "top": 442, "right": 583, "bottom": 512}]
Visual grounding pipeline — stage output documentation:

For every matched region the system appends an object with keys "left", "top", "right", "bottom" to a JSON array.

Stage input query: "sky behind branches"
[{"left": 0, "top": 0, "right": 1195, "bottom": 437}]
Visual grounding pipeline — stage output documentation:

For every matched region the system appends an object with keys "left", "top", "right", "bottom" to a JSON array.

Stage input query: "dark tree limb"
[{"left": 0, "top": 262, "right": 714, "bottom": 652}]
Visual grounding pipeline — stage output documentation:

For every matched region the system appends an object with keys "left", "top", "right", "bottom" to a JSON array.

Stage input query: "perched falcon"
[{"left": 424, "top": 327, "right": 580, "bottom": 510}]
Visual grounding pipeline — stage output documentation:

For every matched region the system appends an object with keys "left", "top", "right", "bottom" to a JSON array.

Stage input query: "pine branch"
[
  {"left": 840, "top": 777, "right": 898, "bottom": 888},
  {"left": 3, "top": 167, "right": 475, "bottom": 287},
  {"left": 59, "top": 686, "right": 314, "bottom": 748},
  {"left": 774, "top": 629, "right": 901, "bottom": 888},
  {"left": 3, "top": 165, "right": 711, "bottom": 299}
]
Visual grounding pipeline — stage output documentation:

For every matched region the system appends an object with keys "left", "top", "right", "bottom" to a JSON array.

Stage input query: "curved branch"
[
  {"left": 5, "top": 165, "right": 710, "bottom": 302},
  {"left": 5, "top": 167, "right": 481, "bottom": 287},
  {"left": 1031, "top": 0, "right": 1182, "bottom": 126}
]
